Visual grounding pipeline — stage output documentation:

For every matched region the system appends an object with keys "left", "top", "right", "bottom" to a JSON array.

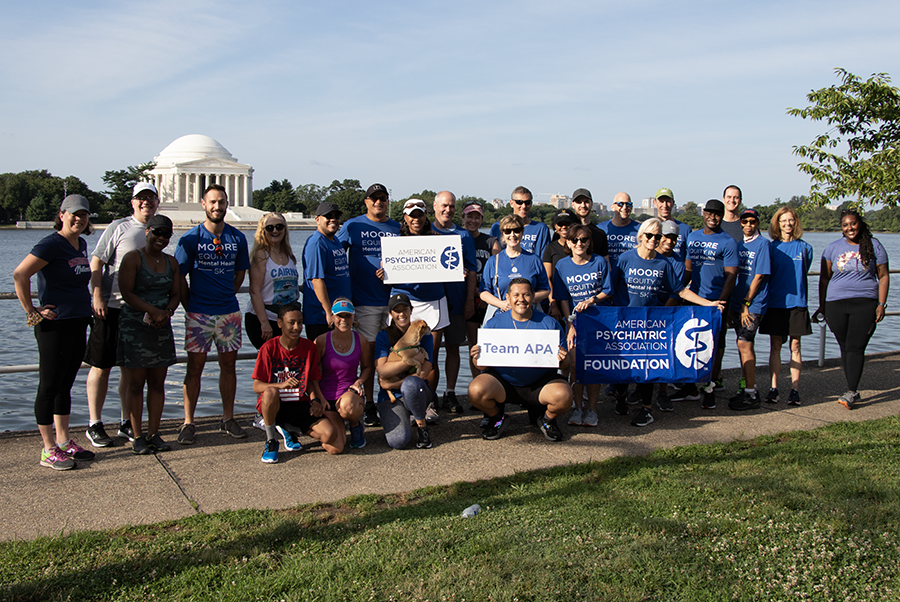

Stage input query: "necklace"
[
  {"left": 332, "top": 332, "right": 352, "bottom": 352},
  {"left": 512, "top": 316, "right": 530, "bottom": 330}
]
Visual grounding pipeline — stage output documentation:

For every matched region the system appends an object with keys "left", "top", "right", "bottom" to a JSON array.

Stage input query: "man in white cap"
[{"left": 84, "top": 182, "right": 160, "bottom": 447}]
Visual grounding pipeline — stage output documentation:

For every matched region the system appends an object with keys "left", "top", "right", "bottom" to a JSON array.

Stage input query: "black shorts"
[
  {"left": 83, "top": 308, "right": 118, "bottom": 369},
  {"left": 276, "top": 401, "right": 325, "bottom": 435},
  {"left": 485, "top": 367, "right": 564, "bottom": 407},
  {"left": 442, "top": 314, "right": 467, "bottom": 346},
  {"left": 759, "top": 307, "right": 812, "bottom": 338},
  {"left": 467, "top": 303, "right": 487, "bottom": 325}
]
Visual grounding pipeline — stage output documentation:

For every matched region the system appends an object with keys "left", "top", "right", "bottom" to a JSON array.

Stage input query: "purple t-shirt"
[{"left": 823, "top": 237, "right": 888, "bottom": 302}]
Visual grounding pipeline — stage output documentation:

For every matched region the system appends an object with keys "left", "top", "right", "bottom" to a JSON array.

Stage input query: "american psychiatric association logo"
[
  {"left": 440, "top": 246, "right": 460, "bottom": 270},
  {"left": 675, "top": 318, "right": 715, "bottom": 370}
]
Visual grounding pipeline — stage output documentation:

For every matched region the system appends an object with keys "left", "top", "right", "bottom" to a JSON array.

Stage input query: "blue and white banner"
[{"left": 574, "top": 306, "right": 722, "bottom": 384}]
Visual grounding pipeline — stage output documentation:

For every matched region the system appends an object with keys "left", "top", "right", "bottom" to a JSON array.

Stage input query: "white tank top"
[{"left": 245, "top": 254, "right": 299, "bottom": 321}]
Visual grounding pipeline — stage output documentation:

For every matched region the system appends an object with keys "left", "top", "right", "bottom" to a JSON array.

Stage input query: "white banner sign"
[
  {"left": 381, "top": 235, "right": 464, "bottom": 284},
  {"left": 476, "top": 328, "right": 561, "bottom": 368}
]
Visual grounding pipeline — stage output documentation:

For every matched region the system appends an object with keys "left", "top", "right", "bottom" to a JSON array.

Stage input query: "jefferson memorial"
[{"left": 149, "top": 134, "right": 254, "bottom": 206}]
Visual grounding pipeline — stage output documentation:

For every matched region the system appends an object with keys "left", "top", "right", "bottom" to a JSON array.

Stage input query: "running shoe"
[
  {"left": 837, "top": 391, "right": 859, "bottom": 410},
  {"left": 670, "top": 385, "right": 700, "bottom": 402},
  {"left": 132, "top": 436, "right": 152, "bottom": 455},
  {"left": 582, "top": 408, "right": 599, "bottom": 427},
  {"left": 728, "top": 390, "right": 761, "bottom": 411},
  {"left": 614, "top": 396, "right": 629, "bottom": 416},
  {"left": 631, "top": 407, "right": 654, "bottom": 427},
  {"left": 713, "top": 378, "right": 725, "bottom": 392},
  {"left": 764, "top": 388, "right": 780, "bottom": 404},
  {"left": 261, "top": 439, "right": 279, "bottom": 464},
  {"left": 349, "top": 423, "right": 366, "bottom": 449},
  {"left": 177, "top": 423, "right": 196, "bottom": 445},
  {"left": 482, "top": 413, "right": 508, "bottom": 440},
  {"left": 539, "top": 415, "right": 564, "bottom": 442},
  {"left": 60, "top": 438, "right": 95, "bottom": 461},
  {"left": 443, "top": 391, "right": 463, "bottom": 414},
  {"left": 416, "top": 426, "right": 433, "bottom": 449},
  {"left": 147, "top": 433, "right": 171, "bottom": 452},
  {"left": 701, "top": 390, "right": 717, "bottom": 409},
  {"left": 425, "top": 402, "right": 439, "bottom": 424},
  {"left": 276, "top": 425, "right": 303, "bottom": 451},
  {"left": 252, "top": 413, "right": 265, "bottom": 431},
  {"left": 40, "top": 446, "right": 75, "bottom": 471},
  {"left": 363, "top": 401, "right": 380, "bottom": 426},
  {"left": 787, "top": 389, "right": 801, "bottom": 406},
  {"left": 220, "top": 418, "right": 248, "bottom": 439},
  {"left": 568, "top": 408, "right": 583, "bottom": 426},
  {"left": 626, "top": 390, "right": 642, "bottom": 405},
  {"left": 117, "top": 420, "right": 136, "bottom": 442},
  {"left": 85, "top": 422, "right": 114, "bottom": 447},
  {"left": 657, "top": 392, "right": 674, "bottom": 412}
]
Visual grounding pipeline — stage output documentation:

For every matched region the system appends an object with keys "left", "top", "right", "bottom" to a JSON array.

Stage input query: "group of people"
[{"left": 15, "top": 181, "right": 889, "bottom": 469}]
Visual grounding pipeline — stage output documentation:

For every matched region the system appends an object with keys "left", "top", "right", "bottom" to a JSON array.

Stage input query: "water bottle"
[{"left": 461, "top": 504, "right": 482, "bottom": 518}]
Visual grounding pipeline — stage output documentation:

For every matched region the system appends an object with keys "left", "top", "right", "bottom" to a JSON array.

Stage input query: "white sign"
[
  {"left": 381, "top": 235, "right": 464, "bottom": 284},
  {"left": 476, "top": 328, "right": 561, "bottom": 368}
]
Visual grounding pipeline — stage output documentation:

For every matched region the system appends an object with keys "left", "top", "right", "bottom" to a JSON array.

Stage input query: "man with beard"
[{"left": 175, "top": 184, "right": 251, "bottom": 444}]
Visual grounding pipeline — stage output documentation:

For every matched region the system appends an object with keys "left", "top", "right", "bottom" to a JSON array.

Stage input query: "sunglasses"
[
  {"left": 512, "top": 199, "right": 533, "bottom": 206},
  {"left": 740, "top": 218, "right": 758, "bottom": 225},
  {"left": 502, "top": 227, "right": 524, "bottom": 235},
  {"left": 213, "top": 237, "right": 224, "bottom": 257},
  {"left": 265, "top": 223, "right": 286, "bottom": 233},
  {"left": 615, "top": 202, "right": 634, "bottom": 208},
  {"left": 571, "top": 237, "right": 591, "bottom": 245},
  {"left": 644, "top": 233, "right": 662, "bottom": 241},
  {"left": 151, "top": 227, "right": 172, "bottom": 238}
]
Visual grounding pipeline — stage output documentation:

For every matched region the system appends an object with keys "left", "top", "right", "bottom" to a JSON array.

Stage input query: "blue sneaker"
[
  {"left": 275, "top": 426, "right": 303, "bottom": 451},
  {"left": 261, "top": 439, "right": 279, "bottom": 464},
  {"left": 349, "top": 423, "right": 366, "bottom": 449}
]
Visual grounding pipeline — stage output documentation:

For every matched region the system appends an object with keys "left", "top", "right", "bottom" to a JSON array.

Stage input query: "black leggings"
[
  {"left": 244, "top": 312, "right": 281, "bottom": 350},
  {"left": 825, "top": 298, "right": 878, "bottom": 391},
  {"left": 34, "top": 317, "right": 89, "bottom": 425},
  {"left": 616, "top": 382, "right": 654, "bottom": 406}
]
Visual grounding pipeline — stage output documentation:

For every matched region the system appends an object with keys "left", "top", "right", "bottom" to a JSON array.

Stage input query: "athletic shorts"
[
  {"left": 409, "top": 297, "right": 450, "bottom": 332},
  {"left": 84, "top": 307, "right": 119, "bottom": 369},
  {"left": 356, "top": 305, "right": 389, "bottom": 343},
  {"left": 258, "top": 399, "right": 323, "bottom": 435},
  {"left": 467, "top": 302, "right": 488, "bottom": 325},
  {"left": 485, "top": 367, "right": 564, "bottom": 407},
  {"left": 729, "top": 310, "right": 763, "bottom": 343},
  {"left": 442, "top": 314, "right": 467, "bottom": 346},
  {"left": 184, "top": 311, "right": 242, "bottom": 354},
  {"left": 759, "top": 307, "right": 812, "bottom": 338}
]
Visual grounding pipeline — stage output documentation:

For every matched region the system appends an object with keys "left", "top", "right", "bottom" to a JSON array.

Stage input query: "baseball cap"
[
  {"left": 553, "top": 209, "right": 577, "bottom": 226},
  {"left": 316, "top": 201, "right": 343, "bottom": 217},
  {"left": 703, "top": 199, "right": 725, "bottom": 215},
  {"left": 571, "top": 188, "right": 592, "bottom": 202},
  {"left": 59, "top": 194, "right": 90, "bottom": 214},
  {"left": 366, "top": 183, "right": 388, "bottom": 199},
  {"left": 403, "top": 199, "right": 427, "bottom": 216},
  {"left": 740, "top": 208, "right": 760, "bottom": 221},
  {"left": 133, "top": 182, "right": 159, "bottom": 198},
  {"left": 655, "top": 187, "right": 675, "bottom": 200},
  {"left": 388, "top": 293, "right": 412, "bottom": 311},
  {"left": 146, "top": 214, "right": 173, "bottom": 230},
  {"left": 661, "top": 220, "right": 679, "bottom": 237}
]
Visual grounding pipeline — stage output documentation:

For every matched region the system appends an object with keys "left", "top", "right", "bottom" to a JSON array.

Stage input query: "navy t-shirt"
[{"left": 30, "top": 232, "right": 92, "bottom": 320}]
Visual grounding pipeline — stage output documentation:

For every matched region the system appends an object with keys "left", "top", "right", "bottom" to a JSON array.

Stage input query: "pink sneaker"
[
  {"left": 60, "top": 438, "right": 96, "bottom": 461},
  {"left": 40, "top": 447, "right": 76, "bottom": 471}
]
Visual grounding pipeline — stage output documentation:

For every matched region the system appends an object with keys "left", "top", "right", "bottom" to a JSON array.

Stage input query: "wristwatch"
[
  {"left": 878, "top": 302, "right": 887, "bottom": 308},
  {"left": 743, "top": 298, "right": 752, "bottom": 307}
]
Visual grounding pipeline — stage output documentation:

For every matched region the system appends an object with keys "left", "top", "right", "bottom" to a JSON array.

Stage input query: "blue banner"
[{"left": 574, "top": 306, "right": 722, "bottom": 384}]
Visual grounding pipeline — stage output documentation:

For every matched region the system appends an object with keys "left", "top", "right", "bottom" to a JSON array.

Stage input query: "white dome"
[{"left": 154, "top": 134, "right": 236, "bottom": 166}]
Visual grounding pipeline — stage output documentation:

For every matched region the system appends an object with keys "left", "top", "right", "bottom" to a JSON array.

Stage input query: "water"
[{"left": 1, "top": 229, "right": 898, "bottom": 432}]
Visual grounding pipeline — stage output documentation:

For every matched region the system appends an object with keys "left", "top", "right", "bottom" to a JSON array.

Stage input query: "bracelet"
[{"left": 26, "top": 311, "right": 43, "bottom": 327}]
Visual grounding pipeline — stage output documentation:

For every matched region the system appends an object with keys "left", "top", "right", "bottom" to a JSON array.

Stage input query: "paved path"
[{"left": 2, "top": 353, "right": 898, "bottom": 541}]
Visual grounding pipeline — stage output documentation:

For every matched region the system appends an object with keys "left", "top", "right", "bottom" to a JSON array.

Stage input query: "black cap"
[
  {"left": 388, "top": 293, "right": 412, "bottom": 312},
  {"left": 316, "top": 202, "right": 342, "bottom": 217},
  {"left": 146, "top": 214, "right": 173, "bottom": 230},
  {"left": 704, "top": 199, "right": 725, "bottom": 215},
  {"left": 553, "top": 209, "right": 577, "bottom": 226},
  {"left": 366, "top": 183, "right": 388, "bottom": 199},
  {"left": 571, "top": 188, "right": 592, "bottom": 202}
]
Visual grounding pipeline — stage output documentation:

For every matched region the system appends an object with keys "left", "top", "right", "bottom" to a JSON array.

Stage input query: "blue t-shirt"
[
  {"left": 302, "top": 231, "right": 351, "bottom": 325},
  {"left": 598, "top": 220, "right": 639, "bottom": 267},
  {"left": 552, "top": 255, "right": 613, "bottom": 308},
  {"left": 658, "top": 255, "right": 686, "bottom": 305},
  {"left": 374, "top": 329, "right": 434, "bottom": 403},
  {"left": 336, "top": 215, "right": 400, "bottom": 307},
  {"left": 176, "top": 224, "right": 250, "bottom": 315},
  {"left": 433, "top": 223, "right": 477, "bottom": 316},
  {"left": 823, "top": 237, "right": 889, "bottom": 302},
  {"left": 731, "top": 235, "right": 771, "bottom": 314},
  {"left": 490, "top": 219, "right": 551, "bottom": 257},
  {"left": 768, "top": 239, "right": 814, "bottom": 309},
  {"left": 665, "top": 219, "right": 692, "bottom": 263},
  {"left": 686, "top": 229, "right": 739, "bottom": 300},
  {"left": 479, "top": 250, "right": 550, "bottom": 301},
  {"left": 30, "top": 232, "right": 92, "bottom": 320},
  {"left": 614, "top": 250, "right": 684, "bottom": 307},
  {"left": 483, "top": 309, "right": 566, "bottom": 387}
]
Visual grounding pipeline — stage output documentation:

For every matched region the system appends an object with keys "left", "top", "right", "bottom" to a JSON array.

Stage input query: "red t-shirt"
[{"left": 252, "top": 336, "right": 321, "bottom": 409}]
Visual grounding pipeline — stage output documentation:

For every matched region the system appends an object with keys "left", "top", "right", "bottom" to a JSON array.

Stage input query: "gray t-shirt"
[
  {"left": 91, "top": 216, "right": 148, "bottom": 308},
  {"left": 720, "top": 219, "right": 742, "bottom": 242}
]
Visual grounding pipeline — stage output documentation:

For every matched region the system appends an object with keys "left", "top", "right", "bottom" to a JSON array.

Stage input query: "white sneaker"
[
  {"left": 582, "top": 408, "right": 599, "bottom": 427},
  {"left": 568, "top": 408, "right": 583, "bottom": 426}
]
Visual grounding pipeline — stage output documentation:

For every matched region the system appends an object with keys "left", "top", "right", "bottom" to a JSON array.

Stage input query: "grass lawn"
[{"left": 1, "top": 417, "right": 898, "bottom": 602}]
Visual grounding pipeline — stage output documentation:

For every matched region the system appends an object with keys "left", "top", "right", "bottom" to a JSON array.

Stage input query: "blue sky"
[{"left": 1, "top": 0, "right": 898, "bottom": 207}]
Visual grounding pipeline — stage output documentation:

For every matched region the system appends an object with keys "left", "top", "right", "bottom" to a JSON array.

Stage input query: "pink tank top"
[{"left": 319, "top": 331, "right": 362, "bottom": 400}]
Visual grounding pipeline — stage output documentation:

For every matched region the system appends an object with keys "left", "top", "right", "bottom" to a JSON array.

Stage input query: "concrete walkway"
[{"left": 2, "top": 352, "right": 898, "bottom": 541}]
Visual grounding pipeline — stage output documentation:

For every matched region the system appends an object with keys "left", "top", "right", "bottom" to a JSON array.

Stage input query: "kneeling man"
[
  {"left": 468, "top": 278, "right": 572, "bottom": 441},
  {"left": 252, "top": 303, "right": 338, "bottom": 463}
]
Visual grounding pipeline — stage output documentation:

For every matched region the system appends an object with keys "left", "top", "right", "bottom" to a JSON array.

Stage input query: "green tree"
[
  {"left": 323, "top": 179, "right": 366, "bottom": 218},
  {"left": 296, "top": 183, "right": 326, "bottom": 214},
  {"left": 101, "top": 162, "right": 155, "bottom": 220},
  {"left": 0, "top": 170, "right": 105, "bottom": 223},
  {"left": 787, "top": 68, "right": 900, "bottom": 208},
  {"left": 252, "top": 179, "right": 304, "bottom": 214},
  {"left": 25, "top": 193, "right": 53, "bottom": 221},
  {"left": 675, "top": 202, "right": 703, "bottom": 230}
]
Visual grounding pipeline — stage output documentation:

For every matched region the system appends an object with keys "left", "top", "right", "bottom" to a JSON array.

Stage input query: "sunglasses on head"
[
  {"left": 265, "top": 223, "right": 286, "bottom": 233},
  {"left": 571, "top": 237, "right": 590, "bottom": 245},
  {"left": 645, "top": 232, "right": 662, "bottom": 241},
  {"left": 151, "top": 227, "right": 172, "bottom": 238},
  {"left": 502, "top": 227, "right": 524, "bottom": 235},
  {"left": 512, "top": 199, "right": 533, "bottom": 206}
]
